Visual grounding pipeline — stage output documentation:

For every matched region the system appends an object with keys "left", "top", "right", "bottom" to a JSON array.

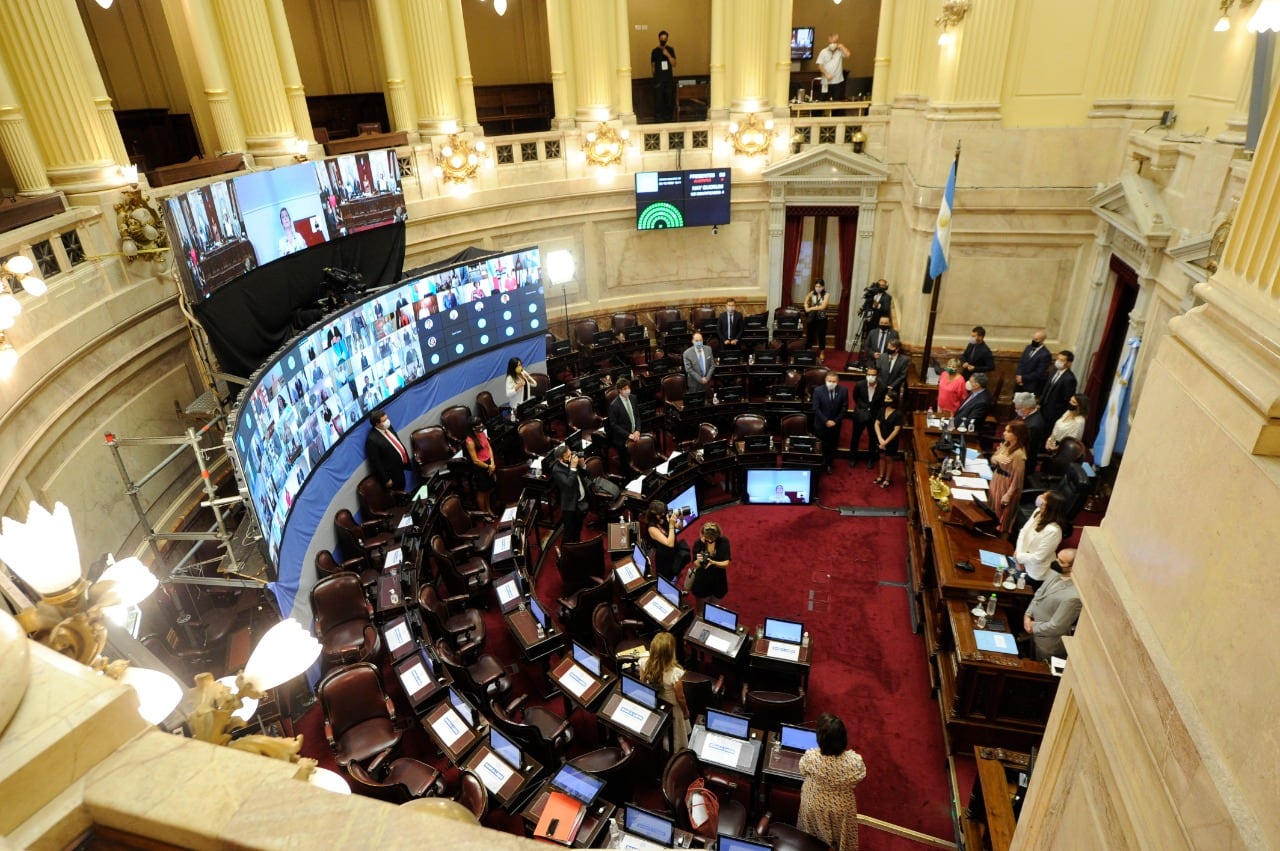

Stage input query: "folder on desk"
[
  {"left": 535, "top": 790, "right": 587, "bottom": 845},
  {"left": 974, "top": 629, "right": 1018, "bottom": 655}
]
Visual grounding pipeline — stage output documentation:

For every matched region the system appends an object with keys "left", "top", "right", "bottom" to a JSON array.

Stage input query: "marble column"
[
  {"left": 727, "top": 0, "right": 772, "bottom": 112},
  {"left": 59, "top": 0, "right": 129, "bottom": 168},
  {"left": 892, "top": 0, "right": 925, "bottom": 109},
  {"left": 265, "top": 0, "right": 316, "bottom": 147},
  {"left": 210, "top": 0, "right": 297, "bottom": 158},
  {"left": 370, "top": 0, "right": 417, "bottom": 133},
  {"left": 1089, "top": 0, "right": 1151, "bottom": 117},
  {"left": 546, "top": 0, "right": 577, "bottom": 128},
  {"left": 613, "top": 0, "right": 635, "bottom": 124},
  {"left": 870, "top": 0, "right": 895, "bottom": 111},
  {"left": 928, "top": 0, "right": 1015, "bottom": 121},
  {"left": 1126, "top": 0, "right": 1197, "bottom": 119},
  {"left": 0, "top": 0, "right": 123, "bottom": 192},
  {"left": 178, "top": 0, "right": 246, "bottom": 154},
  {"left": 402, "top": 0, "right": 462, "bottom": 134},
  {"left": 0, "top": 59, "right": 52, "bottom": 196},
  {"left": 568, "top": 0, "right": 615, "bottom": 122},
  {"left": 772, "top": 0, "right": 794, "bottom": 117},
  {"left": 1216, "top": 41, "right": 1254, "bottom": 145},
  {"left": 708, "top": 0, "right": 728, "bottom": 120},
  {"left": 447, "top": 0, "right": 480, "bottom": 133}
]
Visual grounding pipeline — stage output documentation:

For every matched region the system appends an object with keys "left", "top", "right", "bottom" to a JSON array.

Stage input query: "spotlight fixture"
[
  {"left": 583, "top": 124, "right": 630, "bottom": 167},
  {"left": 727, "top": 113, "right": 775, "bottom": 157},
  {"left": 432, "top": 134, "right": 489, "bottom": 185},
  {"left": 936, "top": 0, "right": 970, "bottom": 44}
]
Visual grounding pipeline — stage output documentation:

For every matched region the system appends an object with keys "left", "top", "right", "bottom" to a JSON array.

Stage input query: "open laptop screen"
[
  {"left": 780, "top": 723, "right": 820, "bottom": 751},
  {"left": 620, "top": 674, "right": 658, "bottom": 709},
  {"left": 718, "top": 835, "right": 774, "bottom": 851},
  {"left": 624, "top": 807, "right": 676, "bottom": 845},
  {"left": 550, "top": 764, "right": 606, "bottom": 806},
  {"left": 764, "top": 617, "right": 804, "bottom": 644},
  {"left": 571, "top": 641, "right": 602, "bottom": 677},
  {"left": 656, "top": 575, "right": 681, "bottom": 607},
  {"left": 703, "top": 602, "right": 737, "bottom": 632},
  {"left": 448, "top": 687, "right": 475, "bottom": 726},
  {"left": 529, "top": 597, "right": 548, "bottom": 629},
  {"left": 489, "top": 727, "right": 521, "bottom": 769},
  {"left": 706, "top": 708, "right": 751, "bottom": 740},
  {"left": 631, "top": 542, "right": 649, "bottom": 573}
]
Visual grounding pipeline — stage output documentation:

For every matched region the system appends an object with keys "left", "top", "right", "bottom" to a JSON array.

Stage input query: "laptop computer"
[
  {"left": 655, "top": 575, "right": 682, "bottom": 608},
  {"left": 571, "top": 640, "right": 607, "bottom": 679},
  {"left": 489, "top": 727, "right": 527, "bottom": 771},
  {"left": 620, "top": 674, "right": 659, "bottom": 710},
  {"left": 703, "top": 602, "right": 738, "bottom": 633},
  {"left": 550, "top": 764, "right": 606, "bottom": 808},
  {"left": 718, "top": 835, "right": 774, "bottom": 851},
  {"left": 494, "top": 571, "right": 525, "bottom": 613},
  {"left": 700, "top": 708, "right": 755, "bottom": 769},
  {"left": 448, "top": 686, "right": 478, "bottom": 728},
  {"left": 779, "top": 723, "right": 820, "bottom": 752},
  {"left": 706, "top": 708, "right": 752, "bottom": 740},
  {"left": 763, "top": 617, "right": 805, "bottom": 662},
  {"left": 529, "top": 597, "right": 550, "bottom": 632},
  {"left": 619, "top": 806, "right": 676, "bottom": 851}
]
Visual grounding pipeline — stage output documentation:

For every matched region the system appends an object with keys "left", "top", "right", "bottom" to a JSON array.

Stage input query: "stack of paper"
[{"left": 952, "top": 476, "right": 989, "bottom": 490}]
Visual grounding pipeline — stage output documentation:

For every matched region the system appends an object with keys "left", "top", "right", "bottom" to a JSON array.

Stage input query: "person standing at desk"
[
  {"left": 683, "top": 333, "right": 715, "bottom": 393},
  {"left": 365, "top": 410, "right": 411, "bottom": 491},
  {"left": 651, "top": 30, "right": 677, "bottom": 122},
  {"left": 989, "top": 420, "right": 1029, "bottom": 535},
  {"left": 1022, "top": 547, "right": 1081, "bottom": 660},
  {"left": 641, "top": 632, "right": 689, "bottom": 751},
  {"left": 688, "top": 521, "right": 730, "bottom": 605},
  {"left": 716, "top": 297, "right": 742, "bottom": 348},
  {"left": 803, "top": 280, "right": 829, "bottom": 357},
  {"left": 812, "top": 372, "right": 847, "bottom": 473},
  {"left": 463, "top": 417, "right": 496, "bottom": 519},
  {"left": 505, "top": 356, "right": 532, "bottom": 413},
  {"left": 873, "top": 391, "right": 903, "bottom": 489},
  {"left": 551, "top": 444, "right": 589, "bottom": 543},
  {"left": 848, "top": 365, "right": 886, "bottom": 470},
  {"left": 814, "top": 33, "right": 851, "bottom": 102},
  {"left": 608, "top": 378, "right": 641, "bottom": 473},
  {"left": 798, "top": 713, "right": 867, "bottom": 850},
  {"left": 962, "top": 326, "right": 996, "bottom": 376}
]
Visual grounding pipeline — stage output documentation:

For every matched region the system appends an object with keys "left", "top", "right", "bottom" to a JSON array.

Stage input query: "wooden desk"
[
  {"left": 634, "top": 586, "right": 692, "bottom": 633},
  {"left": 961, "top": 746, "right": 1030, "bottom": 851},
  {"left": 597, "top": 688, "right": 670, "bottom": 749},
  {"left": 548, "top": 654, "right": 611, "bottom": 713},
  {"left": 392, "top": 648, "right": 449, "bottom": 715},
  {"left": 613, "top": 557, "right": 653, "bottom": 598},
  {"left": 461, "top": 743, "right": 544, "bottom": 811},
  {"left": 520, "top": 781, "right": 616, "bottom": 848},
  {"left": 760, "top": 733, "right": 804, "bottom": 788},
  {"left": 421, "top": 701, "right": 483, "bottom": 764},
  {"left": 747, "top": 636, "right": 812, "bottom": 691},
  {"left": 788, "top": 99, "right": 871, "bottom": 118},
  {"left": 688, "top": 723, "right": 764, "bottom": 802},
  {"left": 684, "top": 617, "right": 748, "bottom": 664}
]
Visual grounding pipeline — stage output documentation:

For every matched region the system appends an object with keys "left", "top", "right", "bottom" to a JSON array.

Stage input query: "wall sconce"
[
  {"left": 1215, "top": 0, "right": 1257, "bottom": 30},
  {"left": 936, "top": 0, "right": 970, "bottom": 44},
  {"left": 432, "top": 134, "right": 489, "bottom": 184},
  {"left": 850, "top": 128, "right": 868, "bottom": 154},
  {"left": 583, "top": 124, "right": 629, "bottom": 167},
  {"left": 1246, "top": 0, "right": 1280, "bottom": 30},
  {"left": 0, "top": 254, "right": 47, "bottom": 333},
  {"left": 728, "top": 113, "right": 775, "bottom": 157},
  {"left": 114, "top": 187, "right": 170, "bottom": 262}
]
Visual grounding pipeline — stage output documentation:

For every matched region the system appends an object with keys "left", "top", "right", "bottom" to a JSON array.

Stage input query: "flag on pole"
[
  {"left": 929, "top": 154, "right": 958, "bottom": 281},
  {"left": 1093, "top": 337, "right": 1141, "bottom": 467}
]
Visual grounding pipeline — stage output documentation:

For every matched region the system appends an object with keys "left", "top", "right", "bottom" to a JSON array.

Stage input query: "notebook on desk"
[
  {"left": 619, "top": 806, "right": 677, "bottom": 851},
  {"left": 974, "top": 629, "right": 1019, "bottom": 655}
]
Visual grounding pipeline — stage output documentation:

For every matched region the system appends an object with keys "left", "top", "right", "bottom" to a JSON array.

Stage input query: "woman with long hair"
[
  {"left": 463, "top": 417, "right": 496, "bottom": 518},
  {"left": 797, "top": 712, "right": 867, "bottom": 850},
  {"left": 873, "top": 391, "right": 903, "bottom": 488},
  {"left": 505, "top": 357, "right": 532, "bottom": 413},
  {"left": 804, "top": 279, "right": 830, "bottom": 359},
  {"left": 1015, "top": 490, "right": 1069, "bottom": 589},
  {"left": 936, "top": 356, "right": 967, "bottom": 413},
  {"left": 1046, "top": 394, "right": 1089, "bottom": 451},
  {"left": 641, "top": 632, "right": 689, "bottom": 751},
  {"left": 989, "top": 420, "right": 1029, "bottom": 535},
  {"left": 644, "top": 499, "right": 690, "bottom": 581}
]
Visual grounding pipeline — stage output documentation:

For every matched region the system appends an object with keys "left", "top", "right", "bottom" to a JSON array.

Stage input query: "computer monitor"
[
  {"left": 529, "top": 597, "right": 548, "bottom": 629},
  {"left": 718, "top": 384, "right": 745, "bottom": 402},
  {"left": 631, "top": 542, "right": 649, "bottom": 574},
  {"left": 779, "top": 723, "right": 820, "bottom": 751},
  {"left": 448, "top": 687, "right": 475, "bottom": 726},
  {"left": 764, "top": 617, "right": 804, "bottom": 644},
  {"left": 701, "top": 439, "right": 730, "bottom": 459},
  {"left": 743, "top": 434, "right": 772, "bottom": 453},
  {"left": 670, "top": 483, "right": 699, "bottom": 521},
  {"left": 705, "top": 708, "right": 751, "bottom": 739},
  {"left": 592, "top": 329, "right": 615, "bottom": 346},
  {"left": 550, "top": 764, "right": 606, "bottom": 806},
  {"left": 623, "top": 807, "right": 675, "bottom": 846},
  {"left": 665, "top": 451, "right": 693, "bottom": 476},
  {"left": 623, "top": 324, "right": 647, "bottom": 341},
  {"left": 548, "top": 338, "right": 572, "bottom": 356},
  {"left": 719, "top": 834, "right": 774, "bottom": 851},
  {"left": 745, "top": 468, "right": 813, "bottom": 505},
  {"left": 571, "top": 641, "right": 603, "bottom": 677},
  {"left": 768, "top": 384, "right": 798, "bottom": 400},
  {"left": 684, "top": 390, "right": 707, "bottom": 407},
  {"left": 620, "top": 674, "right": 658, "bottom": 709},
  {"left": 719, "top": 351, "right": 743, "bottom": 365},
  {"left": 666, "top": 319, "right": 688, "bottom": 335},
  {"left": 791, "top": 350, "right": 818, "bottom": 366},
  {"left": 489, "top": 727, "right": 522, "bottom": 768},
  {"left": 656, "top": 575, "right": 681, "bottom": 607},
  {"left": 753, "top": 351, "right": 779, "bottom": 365},
  {"left": 703, "top": 602, "right": 738, "bottom": 632}
]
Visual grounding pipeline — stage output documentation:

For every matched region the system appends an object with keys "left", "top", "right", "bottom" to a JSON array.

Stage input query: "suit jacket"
[
  {"left": 811, "top": 383, "right": 848, "bottom": 432},
  {"left": 962, "top": 341, "right": 995, "bottom": 374},
  {"left": 1039, "top": 368, "right": 1078, "bottom": 425},
  {"left": 878, "top": 352, "right": 909, "bottom": 391},
  {"left": 1025, "top": 573, "right": 1082, "bottom": 660},
  {"left": 716, "top": 310, "right": 742, "bottom": 344},
  {"left": 1023, "top": 410, "right": 1048, "bottom": 461},
  {"left": 870, "top": 290, "right": 892, "bottom": 321},
  {"left": 864, "top": 326, "right": 900, "bottom": 358},
  {"left": 952, "top": 388, "right": 990, "bottom": 426},
  {"left": 683, "top": 344, "right": 716, "bottom": 392},
  {"left": 365, "top": 427, "right": 410, "bottom": 490},
  {"left": 607, "top": 394, "right": 639, "bottom": 447},
  {"left": 550, "top": 458, "right": 589, "bottom": 511},
  {"left": 851, "top": 378, "right": 887, "bottom": 418},
  {"left": 1016, "top": 343, "right": 1052, "bottom": 394}
]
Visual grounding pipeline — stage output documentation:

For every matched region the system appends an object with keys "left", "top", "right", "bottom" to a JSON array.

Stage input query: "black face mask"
[
  {"left": 1049, "top": 561, "right": 1063, "bottom": 574},
  {"left": 1030, "top": 340, "right": 1041, "bottom": 347}
]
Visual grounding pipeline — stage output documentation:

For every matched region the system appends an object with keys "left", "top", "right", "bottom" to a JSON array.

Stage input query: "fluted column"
[
  {"left": 265, "top": 0, "right": 315, "bottom": 146},
  {"left": 892, "top": 0, "right": 925, "bottom": 108},
  {"left": 0, "top": 0, "right": 124, "bottom": 193},
  {"left": 772, "top": 0, "right": 794, "bottom": 117},
  {"left": 568, "top": 0, "right": 614, "bottom": 122},
  {"left": 708, "top": 0, "right": 728, "bottom": 120},
  {"left": 727, "top": 0, "right": 772, "bottom": 112},
  {"left": 59, "top": 0, "right": 129, "bottom": 168},
  {"left": 402, "top": 0, "right": 462, "bottom": 133},
  {"left": 0, "top": 57, "right": 52, "bottom": 196},
  {"left": 613, "top": 0, "right": 634, "bottom": 123},
  {"left": 179, "top": 0, "right": 246, "bottom": 153},
  {"left": 370, "top": 0, "right": 416, "bottom": 133},
  {"left": 870, "top": 0, "right": 895, "bottom": 110},
  {"left": 928, "top": 0, "right": 1014, "bottom": 121},
  {"left": 447, "top": 0, "right": 479, "bottom": 133},
  {"left": 1216, "top": 38, "right": 1255, "bottom": 145},
  {"left": 1089, "top": 0, "right": 1151, "bottom": 117},
  {"left": 546, "top": 0, "right": 576, "bottom": 127},
  {"left": 1126, "top": 0, "right": 1197, "bottom": 118},
  {"left": 211, "top": 0, "right": 297, "bottom": 157}
]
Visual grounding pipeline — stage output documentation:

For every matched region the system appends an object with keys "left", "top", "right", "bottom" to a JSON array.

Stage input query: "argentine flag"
[
  {"left": 929, "top": 156, "right": 958, "bottom": 280},
  {"left": 1093, "top": 337, "right": 1141, "bottom": 467}
]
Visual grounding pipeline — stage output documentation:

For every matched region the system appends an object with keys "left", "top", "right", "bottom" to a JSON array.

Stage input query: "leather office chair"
[
  {"left": 315, "top": 549, "right": 378, "bottom": 588},
  {"left": 417, "top": 583, "right": 487, "bottom": 660},
  {"left": 334, "top": 508, "right": 393, "bottom": 563},
  {"left": 317, "top": 662, "right": 402, "bottom": 767},
  {"left": 310, "top": 573, "right": 381, "bottom": 667},
  {"left": 453, "top": 769, "right": 489, "bottom": 821},
  {"left": 527, "top": 371, "right": 551, "bottom": 397},
  {"left": 574, "top": 318, "right": 600, "bottom": 349},
  {"left": 438, "top": 494, "right": 497, "bottom": 553},
  {"left": 583, "top": 455, "right": 626, "bottom": 525},
  {"left": 566, "top": 395, "right": 605, "bottom": 434},
  {"left": 661, "top": 749, "right": 748, "bottom": 838},
  {"left": 356, "top": 475, "right": 410, "bottom": 526},
  {"left": 557, "top": 575, "right": 615, "bottom": 644},
  {"left": 780, "top": 413, "right": 812, "bottom": 439},
  {"left": 440, "top": 404, "right": 473, "bottom": 447},
  {"left": 475, "top": 390, "right": 501, "bottom": 421},
  {"left": 689, "top": 422, "right": 719, "bottom": 452},
  {"left": 626, "top": 433, "right": 666, "bottom": 472},
  {"left": 611, "top": 312, "right": 639, "bottom": 334},
  {"left": 489, "top": 695, "right": 574, "bottom": 769},
  {"left": 493, "top": 461, "right": 531, "bottom": 513},
  {"left": 802, "top": 367, "right": 831, "bottom": 401},
  {"left": 434, "top": 637, "right": 512, "bottom": 702},
  {"left": 741, "top": 685, "right": 806, "bottom": 734},
  {"left": 755, "top": 813, "right": 831, "bottom": 851},
  {"left": 555, "top": 535, "right": 607, "bottom": 596},
  {"left": 429, "top": 533, "right": 492, "bottom": 600},
  {"left": 733, "top": 413, "right": 768, "bottom": 441},
  {"left": 653, "top": 308, "right": 682, "bottom": 334},
  {"left": 661, "top": 374, "right": 686, "bottom": 408},
  {"left": 681, "top": 671, "right": 725, "bottom": 724},
  {"left": 591, "top": 602, "right": 648, "bottom": 674},
  {"left": 519, "top": 419, "right": 554, "bottom": 460},
  {"left": 568, "top": 739, "right": 636, "bottom": 805},
  {"left": 410, "top": 426, "right": 453, "bottom": 479},
  {"left": 347, "top": 757, "right": 445, "bottom": 804},
  {"left": 690, "top": 306, "right": 716, "bottom": 331}
]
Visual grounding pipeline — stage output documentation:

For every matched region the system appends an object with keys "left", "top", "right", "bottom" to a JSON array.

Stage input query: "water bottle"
[
  {"left": 967, "top": 418, "right": 977, "bottom": 432},
  {"left": 801, "top": 631, "right": 810, "bottom": 649},
  {"left": 926, "top": 405, "right": 935, "bottom": 420},
  {"left": 992, "top": 567, "right": 1003, "bottom": 587},
  {"left": 986, "top": 593, "right": 998, "bottom": 616},
  {"left": 1016, "top": 572, "right": 1027, "bottom": 590}
]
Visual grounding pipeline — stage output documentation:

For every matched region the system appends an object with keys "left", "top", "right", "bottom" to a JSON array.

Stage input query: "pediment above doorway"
[
  {"left": 1090, "top": 174, "right": 1175, "bottom": 247},
  {"left": 763, "top": 146, "right": 890, "bottom": 185}
]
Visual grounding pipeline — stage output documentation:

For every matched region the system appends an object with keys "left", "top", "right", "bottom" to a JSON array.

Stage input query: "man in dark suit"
[
  {"left": 1039, "top": 349, "right": 1078, "bottom": 427},
  {"left": 962, "top": 326, "right": 995, "bottom": 375},
  {"left": 869, "top": 279, "right": 892, "bottom": 322},
  {"left": 952, "top": 372, "right": 991, "bottom": 427},
  {"left": 1014, "top": 392, "right": 1048, "bottom": 466},
  {"left": 607, "top": 378, "right": 641, "bottom": 473},
  {"left": 716, "top": 298, "right": 742, "bottom": 348},
  {"left": 864, "top": 315, "right": 900, "bottom": 360},
  {"left": 682, "top": 333, "right": 715, "bottom": 393},
  {"left": 878, "top": 341, "right": 909, "bottom": 394},
  {"left": 365, "top": 410, "right": 411, "bottom": 491},
  {"left": 848, "top": 364, "right": 887, "bottom": 468},
  {"left": 550, "top": 443, "right": 589, "bottom": 543},
  {"left": 811, "top": 372, "right": 848, "bottom": 472},
  {"left": 1015, "top": 329, "right": 1052, "bottom": 395}
]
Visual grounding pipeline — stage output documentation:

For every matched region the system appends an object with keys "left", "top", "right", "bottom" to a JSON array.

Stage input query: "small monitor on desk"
[
  {"left": 666, "top": 451, "right": 693, "bottom": 476},
  {"left": 764, "top": 617, "right": 804, "bottom": 644},
  {"left": 578, "top": 375, "right": 604, "bottom": 395},
  {"left": 665, "top": 319, "right": 689, "bottom": 335},
  {"left": 489, "top": 727, "right": 523, "bottom": 769},
  {"left": 719, "top": 351, "right": 743, "bottom": 365},
  {"left": 592, "top": 330, "right": 616, "bottom": 346},
  {"left": 718, "top": 384, "right": 745, "bottom": 402},
  {"left": 623, "top": 807, "right": 676, "bottom": 847},
  {"left": 720, "top": 834, "right": 774, "bottom": 851},
  {"left": 703, "top": 602, "right": 738, "bottom": 632},
  {"left": 623, "top": 324, "right": 647, "bottom": 341},
  {"left": 743, "top": 434, "right": 773, "bottom": 453},
  {"left": 550, "top": 764, "right": 606, "bottom": 806},
  {"left": 706, "top": 708, "right": 752, "bottom": 740},
  {"left": 529, "top": 597, "right": 549, "bottom": 630},
  {"left": 621, "top": 674, "right": 659, "bottom": 709},
  {"left": 698, "top": 318, "right": 718, "bottom": 333},
  {"left": 779, "top": 723, "right": 819, "bottom": 752},
  {"left": 656, "top": 575, "right": 681, "bottom": 607},
  {"left": 753, "top": 351, "right": 780, "bottom": 365},
  {"left": 548, "top": 339, "right": 572, "bottom": 356},
  {"left": 701, "top": 439, "right": 731, "bottom": 460},
  {"left": 571, "top": 640, "right": 604, "bottom": 677},
  {"left": 745, "top": 312, "right": 767, "bottom": 329},
  {"left": 631, "top": 542, "right": 649, "bottom": 574},
  {"left": 684, "top": 390, "right": 707, "bottom": 407},
  {"left": 768, "top": 384, "right": 798, "bottom": 401},
  {"left": 546, "top": 384, "right": 571, "bottom": 408},
  {"left": 449, "top": 687, "right": 477, "bottom": 726},
  {"left": 790, "top": 350, "right": 817, "bottom": 366}
]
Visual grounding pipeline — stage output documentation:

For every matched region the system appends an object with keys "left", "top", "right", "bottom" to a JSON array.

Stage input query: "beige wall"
[
  {"left": 75, "top": 0, "right": 191, "bottom": 113},
  {"left": 792, "top": 0, "right": 879, "bottom": 79},
  {"left": 462, "top": 0, "right": 552, "bottom": 86},
  {"left": 285, "top": 0, "right": 382, "bottom": 96},
  {"left": 626, "top": 0, "right": 712, "bottom": 78}
]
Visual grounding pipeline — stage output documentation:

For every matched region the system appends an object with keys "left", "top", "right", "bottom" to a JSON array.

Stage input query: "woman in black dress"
[
  {"left": 804, "top": 280, "right": 830, "bottom": 357},
  {"left": 644, "top": 499, "right": 689, "bottom": 581},
  {"left": 689, "top": 521, "right": 730, "bottom": 605},
  {"left": 873, "top": 392, "right": 903, "bottom": 488}
]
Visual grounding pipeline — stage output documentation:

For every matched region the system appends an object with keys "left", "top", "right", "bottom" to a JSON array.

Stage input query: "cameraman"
[
  {"left": 644, "top": 499, "right": 691, "bottom": 581},
  {"left": 551, "top": 443, "right": 589, "bottom": 543},
  {"left": 688, "top": 521, "right": 731, "bottom": 605}
]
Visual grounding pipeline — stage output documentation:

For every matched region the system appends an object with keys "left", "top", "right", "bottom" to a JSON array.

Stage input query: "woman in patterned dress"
[
  {"left": 798, "top": 713, "right": 867, "bottom": 850},
  {"left": 988, "top": 420, "right": 1029, "bottom": 535}
]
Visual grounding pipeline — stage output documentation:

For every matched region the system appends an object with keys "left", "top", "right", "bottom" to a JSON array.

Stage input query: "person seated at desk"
[
  {"left": 1014, "top": 491, "right": 1068, "bottom": 589},
  {"left": 645, "top": 499, "right": 690, "bottom": 581},
  {"left": 687, "top": 521, "right": 730, "bottom": 606},
  {"left": 951, "top": 372, "right": 991, "bottom": 427},
  {"left": 798, "top": 712, "right": 867, "bottom": 851},
  {"left": 1021, "top": 547, "right": 1081, "bottom": 661},
  {"left": 642, "top": 632, "right": 689, "bottom": 751}
]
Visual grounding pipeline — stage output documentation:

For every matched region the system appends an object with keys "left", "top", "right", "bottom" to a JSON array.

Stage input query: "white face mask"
[
  {"left": 866, "top": 376, "right": 877, "bottom": 384},
  {"left": 825, "top": 383, "right": 838, "bottom": 393},
  {"left": 1056, "top": 359, "right": 1067, "bottom": 370},
  {"left": 970, "top": 336, "right": 978, "bottom": 344}
]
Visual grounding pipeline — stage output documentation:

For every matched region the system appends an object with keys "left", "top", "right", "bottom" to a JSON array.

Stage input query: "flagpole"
[{"left": 920, "top": 141, "right": 961, "bottom": 386}]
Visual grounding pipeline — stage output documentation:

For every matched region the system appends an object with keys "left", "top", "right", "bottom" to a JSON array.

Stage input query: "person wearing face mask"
[
  {"left": 848, "top": 365, "right": 886, "bottom": 469},
  {"left": 873, "top": 391, "right": 903, "bottom": 488},
  {"left": 1015, "top": 330, "right": 1051, "bottom": 395},
  {"left": 608, "top": 378, "right": 642, "bottom": 473},
  {"left": 651, "top": 30, "right": 677, "bottom": 122},
  {"left": 865, "top": 315, "right": 899, "bottom": 360},
  {"left": 1046, "top": 394, "right": 1089, "bottom": 452},
  {"left": 961, "top": 326, "right": 995, "bottom": 375},
  {"left": 683, "top": 332, "right": 716, "bottom": 393},
  {"left": 365, "top": 410, "right": 411, "bottom": 492},
  {"left": 1038, "top": 349, "right": 1078, "bottom": 427},
  {"left": 878, "top": 340, "right": 908, "bottom": 393},
  {"left": 937, "top": 357, "right": 967, "bottom": 413},
  {"left": 804, "top": 280, "right": 830, "bottom": 357},
  {"left": 716, "top": 297, "right": 742, "bottom": 348},
  {"left": 1014, "top": 490, "right": 1067, "bottom": 588},
  {"left": 951, "top": 371, "right": 991, "bottom": 426},
  {"left": 505, "top": 356, "right": 532, "bottom": 413},
  {"left": 1021, "top": 547, "right": 1081, "bottom": 660},
  {"left": 812, "top": 372, "right": 848, "bottom": 473},
  {"left": 1013, "top": 392, "right": 1047, "bottom": 470}
]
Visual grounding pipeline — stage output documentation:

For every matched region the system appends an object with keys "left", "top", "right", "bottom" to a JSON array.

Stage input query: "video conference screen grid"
[
  {"left": 164, "top": 150, "right": 406, "bottom": 301},
  {"left": 230, "top": 247, "right": 545, "bottom": 563}
]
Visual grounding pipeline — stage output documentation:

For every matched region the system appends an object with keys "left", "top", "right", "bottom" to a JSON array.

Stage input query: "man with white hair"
[{"left": 1013, "top": 391, "right": 1047, "bottom": 468}]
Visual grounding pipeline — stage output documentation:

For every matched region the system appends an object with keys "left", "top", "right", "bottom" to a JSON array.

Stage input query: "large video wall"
[
  {"left": 165, "top": 150, "right": 405, "bottom": 301},
  {"left": 229, "top": 247, "right": 546, "bottom": 564}
]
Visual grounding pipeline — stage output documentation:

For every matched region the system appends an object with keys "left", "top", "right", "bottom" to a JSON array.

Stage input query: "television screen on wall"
[
  {"left": 635, "top": 169, "right": 731, "bottom": 230},
  {"left": 791, "top": 27, "right": 815, "bottom": 61}
]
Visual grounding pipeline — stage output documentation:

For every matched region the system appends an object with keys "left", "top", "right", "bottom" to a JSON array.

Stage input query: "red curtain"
[
  {"left": 837, "top": 213, "right": 858, "bottom": 291},
  {"left": 782, "top": 215, "right": 804, "bottom": 297}
]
